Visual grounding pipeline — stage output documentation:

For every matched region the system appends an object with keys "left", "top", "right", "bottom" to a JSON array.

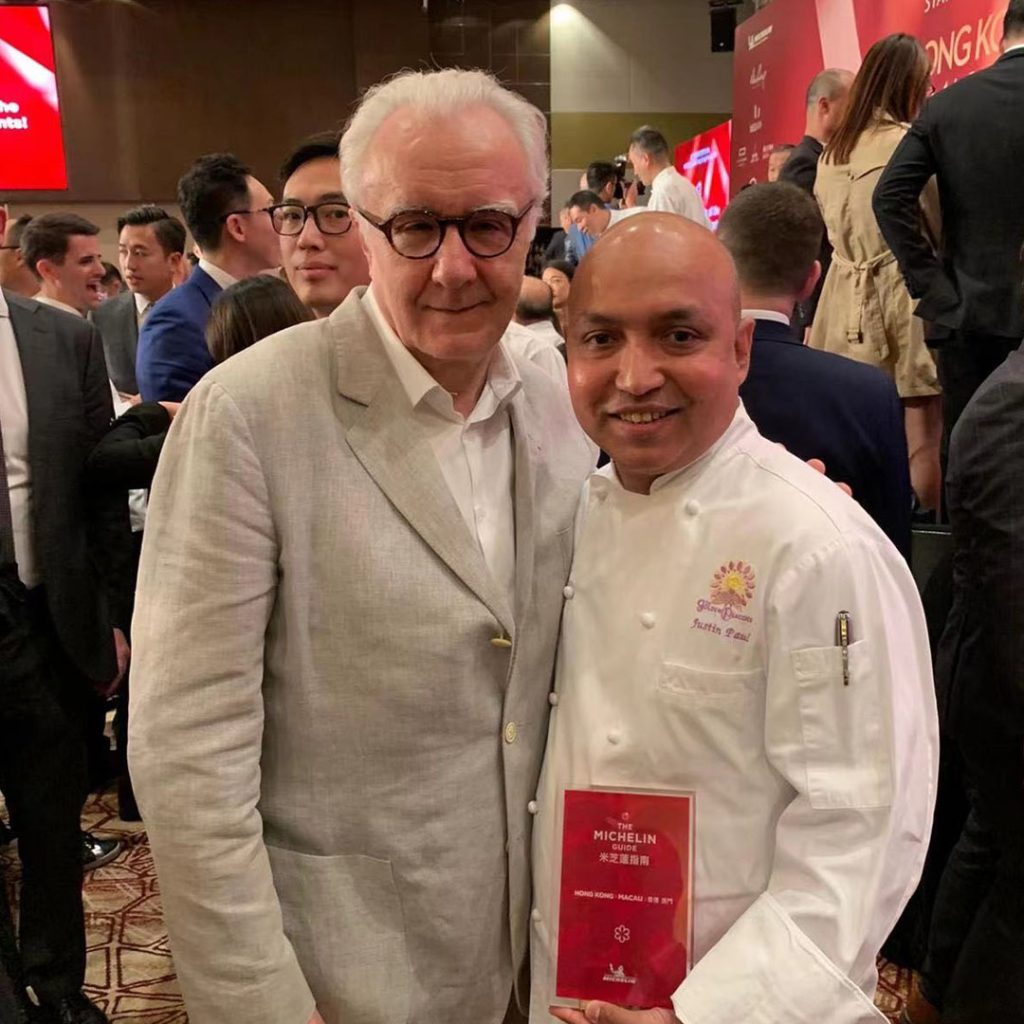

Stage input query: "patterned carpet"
[{"left": 1, "top": 790, "right": 913, "bottom": 1023}]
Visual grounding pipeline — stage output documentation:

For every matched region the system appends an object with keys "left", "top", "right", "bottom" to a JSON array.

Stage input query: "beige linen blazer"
[{"left": 129, "top": 289, "right": 596, "bottom": 1024}]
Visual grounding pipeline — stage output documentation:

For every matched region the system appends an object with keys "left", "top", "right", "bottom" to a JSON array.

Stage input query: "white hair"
[{"left": 339, "top": 68, "right": 549, "bottom": 210}]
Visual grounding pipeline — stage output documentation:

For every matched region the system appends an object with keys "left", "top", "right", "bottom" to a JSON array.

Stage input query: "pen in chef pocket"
[{"left": 835, "top": 611, "right": 851, "bottom": 686}]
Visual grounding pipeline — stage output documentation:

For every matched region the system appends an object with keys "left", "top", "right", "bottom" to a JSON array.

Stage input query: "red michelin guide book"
[{"left": 555, "top": 788, "right": 694, "bottom": 1009}]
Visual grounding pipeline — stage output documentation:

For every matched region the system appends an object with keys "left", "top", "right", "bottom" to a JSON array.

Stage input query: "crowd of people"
[{"left": 0, "top": 4, "right": 1023, "bottom": 1024}]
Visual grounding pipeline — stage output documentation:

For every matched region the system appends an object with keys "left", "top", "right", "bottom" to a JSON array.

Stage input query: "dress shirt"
[
  {"left": 363, "top": 287, "right": 520, "bottom": 606},
  {"left": 197, "top": 259, "right": 238, "bottom": 292},
  {"left": 0, "top": 289, "right": 39, "bottom": 586},
  {"left": 134, "top": 289, "right": 154, "bottom": 327},
  {"left": 33, "top": 294, "right": 83, "bottom": 317},
  {"left": 647, "top": 165, "right": 711, "bottom": 228},
  {"left": 505, "top": 321, "right": 568, "bottom": 385},
  {"left": 606, "top": 206, "right": 649, "bottom": 231},
  {"left": 742, "top": 308, "right": 791, "bottom": 327},
  {"left": 520, "top": 319, "right": 564, "bottom": 349}
]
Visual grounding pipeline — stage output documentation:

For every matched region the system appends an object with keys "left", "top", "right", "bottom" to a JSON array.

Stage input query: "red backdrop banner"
[
  {"left": 673, "top": 120, "right": 732, "bottom": 230},
  {"left": 0, "top": 5, "right": 68, "bottom": 191},
  {"left": 731, "top": 0, "right": 1008, "bottom": 194}
]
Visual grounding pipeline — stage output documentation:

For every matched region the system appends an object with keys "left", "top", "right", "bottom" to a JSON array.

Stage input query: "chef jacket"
[{"left": 529, "top": 407, "right": 938, "bottom": 1024}]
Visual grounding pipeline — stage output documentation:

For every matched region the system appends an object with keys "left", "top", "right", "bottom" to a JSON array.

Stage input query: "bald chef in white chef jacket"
[{"left": 529, "top": 214, "right": 938, "bottom": 1024}]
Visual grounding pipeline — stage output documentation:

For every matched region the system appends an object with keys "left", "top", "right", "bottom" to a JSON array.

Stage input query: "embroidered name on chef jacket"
[{"left": 691, "top": 561, "right": 756, "bottom": 644}]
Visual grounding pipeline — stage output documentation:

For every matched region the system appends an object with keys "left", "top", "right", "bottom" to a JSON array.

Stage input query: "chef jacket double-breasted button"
[
  {"left": 685, "top": 499, "right": 701, "bottom": 516},
  {"left": 531, "top": 907, "right": 542, "bottom": 923},
  {"left": 640, "top": 612, "right": 656, "bottom": 629},
  {"left": 504, "top": 721, "right": 518, "bottom": 744},
  {"left": 563, "top": 584, "right": 575, "bottom": 599},
  {"left": 548, "top": 692, "right": 560, "bottom": 707},
  {"left": 527, "top": 800, "right": 538, "bottom": 814},
  {"left": 607, "top": 728, "right": 622, "bottom": 745}
]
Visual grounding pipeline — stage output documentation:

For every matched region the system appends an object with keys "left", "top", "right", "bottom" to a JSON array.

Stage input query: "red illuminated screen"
[
  {"left": 0, "top": 5, "right": 67, "bottom": 190},
  {"left": 673, "top": 121, "right": 731, "bottom": 230}
]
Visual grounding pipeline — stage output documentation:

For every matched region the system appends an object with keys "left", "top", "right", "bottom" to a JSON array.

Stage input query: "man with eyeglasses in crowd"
[
  {"left": 278, "top": 131, "right": 370, "bottom": 318},
  {"left": 130, "top": 68, "right": 595, "bottom": 1024},
  {"left": 135, "top": 153, "right": 280, "bottom": 401}
]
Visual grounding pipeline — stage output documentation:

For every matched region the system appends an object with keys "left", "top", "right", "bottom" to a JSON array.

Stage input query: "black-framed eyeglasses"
[
  {"left": 356, "top": 203, "right": 535, "bottom": 259},
  {"left": 267, "top": 201, "right": 353, "bottom": 237}
]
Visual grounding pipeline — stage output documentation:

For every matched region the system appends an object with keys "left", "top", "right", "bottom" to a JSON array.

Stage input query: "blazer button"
[
  {"left": 563, "top": 584, "right": 575, "bottom": 599},
  {"left": 527, "top": 800, "right": 538, "bottom": 814},
  {"left": 640, "top": 612, "right": 656, "bottom": 629},
  {"left": 504, "top": 721, "right": 519, "bottom": 744},
  {"left": 685, "top": 499, "right": 701, "bottom": 516},
  {"left": 548, "top": 692, "right": 560, "bottom": 707},
  {"left": 491, "top": 635, "right": 513, "bottom": 649},
  {"left": 607, "top": 728, "right": 622, "bottom": 745},
  {"left": 531, "top": 907, "right": 542, "bottom": 923}
]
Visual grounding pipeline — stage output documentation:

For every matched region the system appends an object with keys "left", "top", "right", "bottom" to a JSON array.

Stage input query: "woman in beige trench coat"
[{"left": 811, "top": 34, "right": 942, "bottom": 511}]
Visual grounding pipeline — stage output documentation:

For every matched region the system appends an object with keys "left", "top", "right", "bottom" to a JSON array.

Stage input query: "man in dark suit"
[
  {"left": 0, "top": 204, "right": 133, "bottom": 1024},
  {"left": 907, "top": 340, "right": 1024, "bottom": 1023},
  {"left": 135, "top": 153, "right": 280, "bottom": 401},
  {"left": 779, "top": 67, "right": 853, "bottom": 331},
  {"left": 93, "top": 206, "right": 186, "bottom": 398},
  {"left": 719, "top": 181, "right": 912, "bottom": 558},
  {"left": 874, "top": 1, "right": 1024, "bottom": 456}
]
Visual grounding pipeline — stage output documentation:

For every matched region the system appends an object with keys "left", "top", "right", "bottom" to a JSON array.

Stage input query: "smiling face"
[
  {"left": 280, "top": 156, "right": 369, "bottom": 317},
  {"left": 356, "top": 103, "right": 538, "bottom": 370},
  {"left": 40, "top": 233, "right": 105, "bottom": 313},
  {"left": 567, "top": 215, "right": 753, "bottom": 494}
]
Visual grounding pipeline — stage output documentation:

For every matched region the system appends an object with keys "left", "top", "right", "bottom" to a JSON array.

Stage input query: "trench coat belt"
[{"left": 831, "top": 248, "right": 896, "bottom": 357}]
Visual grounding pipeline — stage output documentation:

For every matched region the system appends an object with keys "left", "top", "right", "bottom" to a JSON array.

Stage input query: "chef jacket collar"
[{"left": 590, "top": 403, "right": 754, "bottom": 499}]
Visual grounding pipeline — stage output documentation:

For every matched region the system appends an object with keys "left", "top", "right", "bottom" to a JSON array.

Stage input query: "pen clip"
[{"left": 835, "top": 610, "right": 851, "bottom": 686}]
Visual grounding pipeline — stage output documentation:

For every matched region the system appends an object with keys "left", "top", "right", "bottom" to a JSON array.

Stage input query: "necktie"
[{"left": 0, "top": 415, "right": 16, "bottom": 568}]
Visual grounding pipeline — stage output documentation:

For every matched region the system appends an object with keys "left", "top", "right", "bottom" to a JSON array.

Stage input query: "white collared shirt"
[
  {"left": 197, "top": 259, "right": 238, "bottom": 292},
  {"left": 363, "top": 286, "right": 520, "bottom": 606},
  {"left": 33, "top": 293, "right": 83, "bottom": 318},
  {"left": 0, "top": 290, "right": 39, "bottom": 586},
  {"left": 133, "top": 289, "right": 154, "bottom": 327},
  {"left": 741, "top": 308, "right": 791, "bottom": 327},
  {"left": 1005, "top": 42, "right": 1024, "bottom": 54},
  {"left": 648, "top": 165, "right": 711, "bottom": 228}
]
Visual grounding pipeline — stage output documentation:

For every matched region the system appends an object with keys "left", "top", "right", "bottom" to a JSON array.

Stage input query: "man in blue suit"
[
  {"left": 719, "top": 182, "right": 912, "bottom": 558},
  {"left": 136, "top": 153, "right": 281, "bottom": 401}
]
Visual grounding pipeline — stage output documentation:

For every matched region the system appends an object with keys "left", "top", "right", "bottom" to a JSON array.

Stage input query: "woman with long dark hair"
[{"left": 810, "top": 33, "right": 942, "bottom": 511}]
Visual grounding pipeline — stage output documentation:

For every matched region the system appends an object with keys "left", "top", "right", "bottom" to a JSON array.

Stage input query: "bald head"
[
  {"left": 566, "top": 213, "right": 753, "bottom": 494},
  {"left": 515, "top": 275, "right": 554, "bottom": 325},
  {"left": 570, "top": 213, "right": 740, "bottom": 329},
  {"left": 805, "top": 68, "right": 854, "bottom": 143}
]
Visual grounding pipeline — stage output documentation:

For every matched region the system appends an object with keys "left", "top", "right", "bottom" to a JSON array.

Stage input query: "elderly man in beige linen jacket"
[{"left": 128, "top": 70, "right": 595, "bottom": 1024}]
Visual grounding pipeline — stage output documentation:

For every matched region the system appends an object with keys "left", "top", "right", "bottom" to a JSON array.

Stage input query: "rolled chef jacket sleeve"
[{"left": 672, "top": 535, "right": 937, "bottom": 1024}]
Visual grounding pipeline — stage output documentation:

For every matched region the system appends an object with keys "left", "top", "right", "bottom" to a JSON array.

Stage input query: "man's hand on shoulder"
[{"left": 549, "top": 1003, "right": 679, "bottom": 1024}]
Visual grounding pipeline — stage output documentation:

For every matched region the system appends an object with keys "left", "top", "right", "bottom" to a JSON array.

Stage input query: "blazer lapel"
[
  {"left": 508, "top": 393, "right": 536, "bottom": 631},
  {"left": 9, "top": 297, "right": 57, "bottom": 499},
  {"left": 333, "top": 292, "right": 515, "bottom": 636}
]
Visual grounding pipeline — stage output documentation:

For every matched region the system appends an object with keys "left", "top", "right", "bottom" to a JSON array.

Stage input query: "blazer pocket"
[
  {"left": 791, "top": 640, "right": 893, "bottom": 810},
  {"left": 266, "top": 847, "right": 411, "bottom": 1024}
]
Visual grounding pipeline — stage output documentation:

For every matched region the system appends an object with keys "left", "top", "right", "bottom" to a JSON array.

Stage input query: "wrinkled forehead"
[{"left": 360, "top": 105, "right": 533, "bottom": 216}]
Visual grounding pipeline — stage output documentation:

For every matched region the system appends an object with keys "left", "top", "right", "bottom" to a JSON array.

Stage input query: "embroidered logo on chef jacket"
[{"left": 692, "top": 561, "right": 756, "bottom": 643}]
